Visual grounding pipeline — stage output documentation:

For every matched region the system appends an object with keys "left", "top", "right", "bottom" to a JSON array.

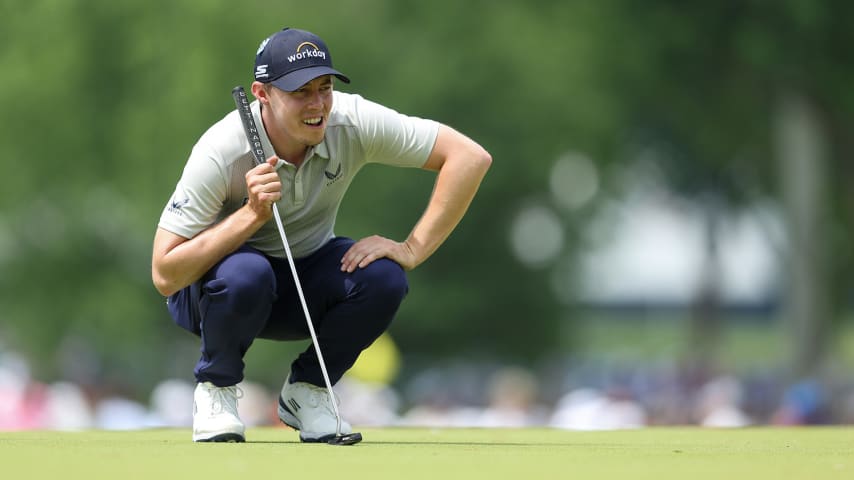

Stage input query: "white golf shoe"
[
  {"left": 192, "top": 382, "right": 245, "bottom": 442},
  {"left": 277, "top": 376, "right": 352, "bottom": 442}
]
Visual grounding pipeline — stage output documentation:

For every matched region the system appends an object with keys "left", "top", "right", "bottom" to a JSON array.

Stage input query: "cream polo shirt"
[{"left": 158, "top": 91, "right": 440, "bottom": 259}]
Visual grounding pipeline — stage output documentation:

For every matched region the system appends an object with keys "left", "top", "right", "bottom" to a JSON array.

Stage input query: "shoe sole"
[
  {"left": 193, "top": 432, "right": 245, "bottom": 443},
  {"left": 278, "top": 396, "right": 340, "bottom": 443}
]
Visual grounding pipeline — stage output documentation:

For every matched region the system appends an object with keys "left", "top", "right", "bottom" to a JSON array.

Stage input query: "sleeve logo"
[{"left": 167, "top": 196, "right": 190, "bottom": 216}]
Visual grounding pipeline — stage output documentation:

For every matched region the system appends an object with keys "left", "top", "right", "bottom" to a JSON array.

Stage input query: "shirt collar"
[{"left": 310, "top": 140, "right": 330, "bottom": 160}]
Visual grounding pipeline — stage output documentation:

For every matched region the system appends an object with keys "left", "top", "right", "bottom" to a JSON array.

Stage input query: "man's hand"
[
  {"left": 340, "top": 235, "right": 418, "bottom": 272},
  {"left": 245, "top": 156, "right": 282, "bottom": 220}
]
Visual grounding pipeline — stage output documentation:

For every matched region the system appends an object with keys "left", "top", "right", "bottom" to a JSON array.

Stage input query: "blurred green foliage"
[{"left": 1, "top": 0, "right": 852, "bottom": 393}]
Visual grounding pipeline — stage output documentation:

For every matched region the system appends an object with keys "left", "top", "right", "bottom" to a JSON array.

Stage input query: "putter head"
[{"left": 327, "top": 432, "right": 362, "bottom": 446}]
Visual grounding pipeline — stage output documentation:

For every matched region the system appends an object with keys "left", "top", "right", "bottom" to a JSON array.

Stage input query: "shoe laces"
[
  {"left": 306, "top": 384, "right": 339, "bottom": 415},
  {"left": 209, "top": 385, "right": 243, "bottom": 415}
]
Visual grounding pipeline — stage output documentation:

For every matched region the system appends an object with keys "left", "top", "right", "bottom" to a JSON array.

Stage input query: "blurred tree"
[
  {"left": 582, "top": 0, "right": 854, "bottom": 378},
  {"left": 1, "top": 0, "right": 852, "bottom": 395}
]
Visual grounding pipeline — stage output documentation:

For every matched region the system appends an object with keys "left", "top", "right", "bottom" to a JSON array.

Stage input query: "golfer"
[{"left": 151, "top": 27, "right": 491, "bottom": 443}]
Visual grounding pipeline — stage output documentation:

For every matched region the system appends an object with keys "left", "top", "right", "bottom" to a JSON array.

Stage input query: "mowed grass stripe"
[{"left": 1, "top": 427, "right": 852, "bottom": 480}]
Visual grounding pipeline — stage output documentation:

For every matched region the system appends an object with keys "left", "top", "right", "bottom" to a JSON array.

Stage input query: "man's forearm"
[
  {"left": 153, "top": 205, "right": 268, "bottom": 296},
  {"left": 405, "top": 150, "right": 491, "bottom": 268}
]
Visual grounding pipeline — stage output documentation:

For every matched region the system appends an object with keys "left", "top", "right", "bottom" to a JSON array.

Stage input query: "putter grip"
[{"left": 232, "top": 86, "right": 267, "bottom": 166}]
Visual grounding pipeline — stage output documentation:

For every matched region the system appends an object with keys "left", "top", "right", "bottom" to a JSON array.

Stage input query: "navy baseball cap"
[{"left": 254, "top": 28, "right": 350, "bottom": 91}]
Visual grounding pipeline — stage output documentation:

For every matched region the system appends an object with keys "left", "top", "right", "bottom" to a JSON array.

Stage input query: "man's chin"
[{"left": 304, "top": 134, "right": 325, "bottom": 147}]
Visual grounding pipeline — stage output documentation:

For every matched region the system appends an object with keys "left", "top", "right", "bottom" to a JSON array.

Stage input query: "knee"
[
  {"left": 359, "top": 258, "right": 409, "bottom": 303},
  {"left": 203, "top": 252, "right": 276, "bottom": 314}
]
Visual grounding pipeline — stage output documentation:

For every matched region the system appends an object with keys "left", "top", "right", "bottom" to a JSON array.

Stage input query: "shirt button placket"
[{"left": 293, "top": 168, "right": 305, "bottom": 207}]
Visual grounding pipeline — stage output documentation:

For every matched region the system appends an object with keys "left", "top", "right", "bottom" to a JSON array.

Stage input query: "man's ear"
[{"left": 250, "top": 81, "right": 270, "bottom": 104}]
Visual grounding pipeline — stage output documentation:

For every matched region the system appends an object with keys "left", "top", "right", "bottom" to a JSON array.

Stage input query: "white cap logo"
[{"left": 256, "top": 37, "right": 270, "bottom": 56}]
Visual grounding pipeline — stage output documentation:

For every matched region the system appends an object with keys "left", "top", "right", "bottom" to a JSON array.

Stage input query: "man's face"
[{"left": 266, "top": 75, "right": 334, "bottom": 148}]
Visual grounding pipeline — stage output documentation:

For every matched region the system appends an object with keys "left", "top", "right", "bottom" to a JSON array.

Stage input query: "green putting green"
[{"left": 2, "top": 427, "right": 852, "bottom": 479}]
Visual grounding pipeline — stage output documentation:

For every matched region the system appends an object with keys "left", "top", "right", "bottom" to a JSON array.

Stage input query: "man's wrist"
[
  {"left": 239, "top": 203, "right": 272, "bottom": 230},
  {"left": 401, "top": 239, "right": 422, "bottom": 270}
]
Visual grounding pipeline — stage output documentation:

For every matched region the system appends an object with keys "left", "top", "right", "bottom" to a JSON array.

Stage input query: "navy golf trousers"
[{"left": 166, "top": 237, "right": 408, "bottom": 387}]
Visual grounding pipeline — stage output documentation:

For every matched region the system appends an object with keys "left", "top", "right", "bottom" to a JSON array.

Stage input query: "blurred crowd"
[{"left": 3, "top": 348, "right": 854, "bottom": 432}]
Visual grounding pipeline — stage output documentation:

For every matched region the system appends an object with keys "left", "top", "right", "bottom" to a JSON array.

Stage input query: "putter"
[{"left": 232, "top": 86, "right": 362, "bottom": 446}]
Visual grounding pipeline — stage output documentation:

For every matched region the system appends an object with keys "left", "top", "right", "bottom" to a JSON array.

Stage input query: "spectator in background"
[
  {"left": 694, "top": 375, "right": 752, "bottom": 427},
  {"left": 772, "top": 380, "right": 831, "bottom": 425}
]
